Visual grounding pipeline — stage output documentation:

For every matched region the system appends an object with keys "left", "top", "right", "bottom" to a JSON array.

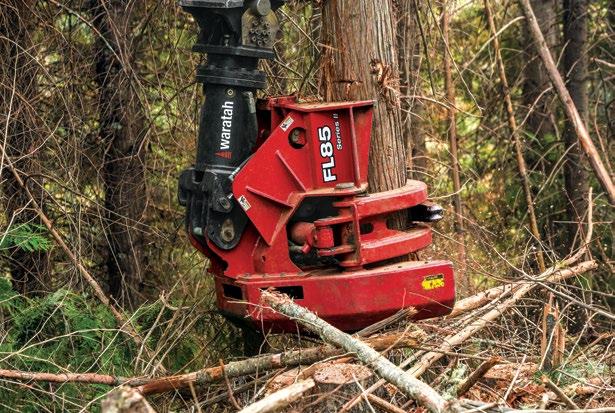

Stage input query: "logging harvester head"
[{"left": 178, "top": 0, "right": 456, "bottom": 333}]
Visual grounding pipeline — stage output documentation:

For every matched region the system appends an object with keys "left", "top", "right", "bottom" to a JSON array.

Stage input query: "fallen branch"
[
  {"left": 356, "top": 307, "right": 417, "bottom": 337},
  {"left": 137, "top": 330, "right": 425, "bottom": 395},
  {"left": 457, "top": 357, "right": 502, "bottom": 397},
  {"left": 0, "top": 331, "right": 423, "bottom": 392},
  {"left": 0, "top": 369, "right": 138, "bottom": 387},
  {"left": 518, "top": 0, "right": 615, "bottom": 204},
  {"left": 366, "top": 394, "right": 408, "bottom": 413},
  {"left": 541, "top": 376, "right": 579, "bottom": 410},
  {"left": 261, "top": 291, "right": 451, "bottom": 413},
  {"left": 238, "top": 379, "right": 315, "bottom": 413}
]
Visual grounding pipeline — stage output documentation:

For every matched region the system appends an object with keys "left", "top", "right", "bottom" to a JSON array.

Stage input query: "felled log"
[
  {"left": 0, "top": 330, "right": 423, "bottom": 394},
  {"left": 261, "top": 290, "right": 452, "bottom": 413},
  {"left": 137, "top": 329, "right": 425, "bottom": 395}
]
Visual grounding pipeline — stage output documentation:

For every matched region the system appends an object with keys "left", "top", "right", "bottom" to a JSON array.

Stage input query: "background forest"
[{"left": 0, "top": 0, "right": 613, "bottom": 411}]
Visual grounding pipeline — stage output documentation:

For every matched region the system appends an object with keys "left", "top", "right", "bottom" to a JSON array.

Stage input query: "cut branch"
[
  {"left": 457, "top": 357, "right": 502, "bottom": 397},
  {"left": 0, "top": 331, "right": 424, "bottom": 393},
  {"left": 261, "top": 291, "right": 450, "bottom": 413},
  {"left": 541, "top": 376, "right": 580, "bottom": 410},
  {"left": 137, "top": 330, "right": 425, "bottom": 395}
]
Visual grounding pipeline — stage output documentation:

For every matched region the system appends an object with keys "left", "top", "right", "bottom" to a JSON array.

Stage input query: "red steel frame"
[{"left": 189, "top": 97, "right": 455, "bottom": 332}]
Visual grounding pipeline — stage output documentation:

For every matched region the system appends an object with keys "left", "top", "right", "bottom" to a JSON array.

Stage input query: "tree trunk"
[
  {"left": 523, "top": 0, "right": 558, "bottom": 149},
  {"left": 397, "top": 0, "right": 426, "bottom": 178},
  {"left": 91, "top": 0, "right": 147, "bottom": 307},
  {"left": 0, "top": 1, "right": 50, "bottom": 295},
  {"left": 320, "top": 0, "right": 406, "bottom": 193},
  {"left": 562, "top": 0, "right": 590, "bottom": 334},
  {"left": 562, "top": 0, "right": 590, "bottom": 249}
]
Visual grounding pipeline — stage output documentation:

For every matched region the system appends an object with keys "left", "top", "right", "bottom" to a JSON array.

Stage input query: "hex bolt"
[{"left": 218, "top": 196, "right": 232, "bottom": 211}]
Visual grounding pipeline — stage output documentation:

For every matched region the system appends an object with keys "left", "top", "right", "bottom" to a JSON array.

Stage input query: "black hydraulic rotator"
[{"left": 178, "top": 0, "right": 285, "bottom": 250}]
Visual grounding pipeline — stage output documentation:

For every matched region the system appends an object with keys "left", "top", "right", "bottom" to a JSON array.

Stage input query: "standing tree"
[
  {"left": 320, "top": 0, "right": 406, "bottom": 193},
  {"left": 91, "top": 0, "right": 147, "bottom": 306},
  {"left": 397, "top": 0, "right": 426, "bottom": 177},
  {"left": 562, "top": 0, "right": 590, "bottom": 249},
  {"left": 0, "top": 1, "right": 50, "bottom": 295},
  {"left": 562, "top": 0, "right": 590, "bottom": 333}
]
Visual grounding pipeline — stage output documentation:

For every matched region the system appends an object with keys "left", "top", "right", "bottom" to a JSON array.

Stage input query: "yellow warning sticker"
[{"left": 422, "top": 274, "right": 445, "bottom": 290}]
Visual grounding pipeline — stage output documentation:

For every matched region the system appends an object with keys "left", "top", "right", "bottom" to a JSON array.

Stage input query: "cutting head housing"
[{"left": 178, "top": 3, "right": 456, "bottom": 333}]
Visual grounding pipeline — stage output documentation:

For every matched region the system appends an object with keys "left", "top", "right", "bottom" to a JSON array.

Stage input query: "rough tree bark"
[
  {"left": 562, "top": 0, "right": 590, "bottom": 250},
  {"left": 320, "top": 0, "right": 406, "bottom": 193},
  {"left": 396, "top": 0, "right": 426, "bottom": 177},
  {"left": 562, "top": 0, "right": 591, "bottom": 334},
  {"left": 0, "top": 0, "right": 50, "bottom": 295},
  {"left": 91, "top": 0, "right": 147, "bottom": 306}
]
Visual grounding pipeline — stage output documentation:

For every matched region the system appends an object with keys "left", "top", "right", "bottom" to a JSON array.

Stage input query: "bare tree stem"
[{"left": 518, "top": 0, "right": 615, "bottom": 204}]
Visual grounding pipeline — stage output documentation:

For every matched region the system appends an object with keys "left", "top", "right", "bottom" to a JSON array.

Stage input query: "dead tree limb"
[
  {"left": 518, "top": 0, "right": 615, "bottom": 204},
  {"left": 0, "top": 369, "right": 135, "bottom": 386},
  {"left": 261, "top": 291, "right": 451, "bottom": 413},
  {"left": 356, "top": 307, "right": 417, "bottom": 337},
  {"left": 238, "top": 379, "right": 315, "bottom": 413},
  {"left": 0, "top": 331, "right": 423, "bottom": 392},
  {"left": 137, "top": 330, "right": 425, "bottom": 395},
  {"left": 366, "top": 394, "right": 408, "bottom": 413},
  {"left": 456, "top": 357, "right": 502, "bottom": 397},
  {"left": 541, "top": 376, "right": 580, "bottom": 410}
]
